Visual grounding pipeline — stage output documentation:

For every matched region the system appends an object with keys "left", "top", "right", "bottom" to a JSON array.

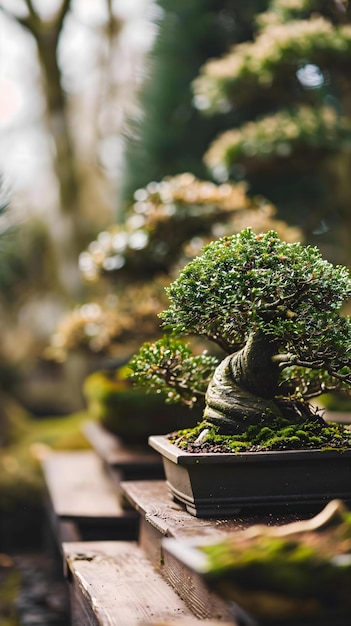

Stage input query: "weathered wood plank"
[
  {"left": 42, "top": 451, "right": 138, "bottom": 543},
  {"left": 63, "top": 541, "right": 214, "bottom": 626},
  {"left": 121, "top": 480, "right": 311, "bottom": 621},
  {"left": 42, "top": 451, "right": 124, "bottom": 517},
  {"left": 83, "top": 421, "right": 164, "bottom": 481},
  {"left": 121, "top": 480, "right": 306, "bottom": 549},
  {"left": 161, "top": 544, "right": 234, "bottom": 622}
]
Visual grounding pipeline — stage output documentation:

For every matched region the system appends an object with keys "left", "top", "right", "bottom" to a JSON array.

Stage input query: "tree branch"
[
  {"left": 55, "top": 0, "right": 73, "bottom": 35},
  {"left": 24, "top": 0, "right": 39, "bottom": 21},
  {"left": 2, "top": 0, "right": 72, "bottom": 41}
]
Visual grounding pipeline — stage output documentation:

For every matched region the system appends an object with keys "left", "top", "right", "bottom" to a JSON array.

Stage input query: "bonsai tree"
[
  {"left": 121, "top": 0, "right": 267, "bottom": 202},
  {"left": 48, "top": 175, "right": 300, "bottom": 363},
  {"left": 130, "top": 228, "right": 351, "bottom": 449},
  {"left": 192, "top": 0, "right": 351, "bottom": 268}
]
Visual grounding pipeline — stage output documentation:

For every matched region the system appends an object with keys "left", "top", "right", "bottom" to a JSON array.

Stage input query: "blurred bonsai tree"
[
  {"left": 193, "top": 0, "right": 351, "bottom": 266},
  {"left": 47, "top": 175, "right": 300, "bottom": 363},
  {"left": 130, "top": 229, "right": 351, "bottom": 449},
  {"left": 121, "top": 0, "right": 269, "bottom": 202}
]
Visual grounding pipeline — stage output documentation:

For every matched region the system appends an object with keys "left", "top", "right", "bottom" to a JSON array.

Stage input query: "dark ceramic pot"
[{"left": 149, "top": 435, "right": 351, "bottom": 517}]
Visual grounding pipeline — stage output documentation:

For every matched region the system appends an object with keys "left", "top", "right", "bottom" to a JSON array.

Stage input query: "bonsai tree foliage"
[
  {"left": 130, "top": 229, "right": 351, "bottom": 448},
  {"left": 48, "top": 175, "right": 300, "bottom": 363},
  {"left": 192, "top": 0, "right": 351, "bottom": 267},
  {"left": 121, "top": 0, "right": 268, "bottom": 201}
]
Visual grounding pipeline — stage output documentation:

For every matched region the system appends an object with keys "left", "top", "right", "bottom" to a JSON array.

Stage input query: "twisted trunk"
[{"left": 204, "top": 330, "right": 283, "bottom": 434}]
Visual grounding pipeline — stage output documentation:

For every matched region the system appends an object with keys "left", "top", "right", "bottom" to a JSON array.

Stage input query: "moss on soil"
[{"left": 170, "top": 415, "right": 351, "bottom": 453}]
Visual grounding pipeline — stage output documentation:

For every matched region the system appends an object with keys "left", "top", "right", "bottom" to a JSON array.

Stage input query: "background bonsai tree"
[
  {"left": 193, "top": 0, "right": 351, "bottom": 268},
  {"left": 121, "top": 0, "right": 268, "bottom": 202},
  {"left": 130, "top": 229, "right": 351, "bottom": 448},
  {"left": 48, "top": 174, "right": 299, "bottom": 364}
]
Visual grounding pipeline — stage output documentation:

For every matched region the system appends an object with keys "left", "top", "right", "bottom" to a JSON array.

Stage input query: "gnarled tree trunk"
[{"left": 204, "top": 330, "right": 282, "bottom": 434}]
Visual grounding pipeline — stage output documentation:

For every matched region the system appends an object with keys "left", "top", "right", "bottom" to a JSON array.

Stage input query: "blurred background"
[{"left": 1, "top": 0, "right": 351, "bottom": 623}]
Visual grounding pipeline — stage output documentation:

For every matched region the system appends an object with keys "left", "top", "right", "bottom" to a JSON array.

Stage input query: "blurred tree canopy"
[
  {"left": 193, "top": 0, "right": 351, "bottom": 266},
  {"left": 1, "top": 0, "right": 145, "bottom": 298},
  {"left": 0, "top": 0, "right": 152, "bottom": 413},
  {"left": 121, "top": 0, "right": 269, "bottom": 204}
]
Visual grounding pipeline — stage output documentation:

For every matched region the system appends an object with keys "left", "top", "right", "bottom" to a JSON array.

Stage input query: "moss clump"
[
  {"left": 198, "top": 502, "right": 351, "bottom": 619},
  {"left": 170, "top": 415, "right": 351, "bottom": 452}
]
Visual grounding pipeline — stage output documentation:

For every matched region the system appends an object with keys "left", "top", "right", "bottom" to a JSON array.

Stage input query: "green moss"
[
  {"left": 170, "top": 415, "right": 351, "bottom": 452},
  {"left": 0, "top": 411, "right": 90, "bottom": 509},
  {"left": 84, "top": 368, "right": 201, "bottom": 444},
  {"left": 200, "top": 512, "right": 351, "bottom": 607}
]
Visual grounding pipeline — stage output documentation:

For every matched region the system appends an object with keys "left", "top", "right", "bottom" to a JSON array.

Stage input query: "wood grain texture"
[
  {"left": 42, "top": 450, "right": 139, "bottom": 543},
  {"left": 42, "top": 450, "right": 129, "bottom": 518},
  {"left": 121, "top": 480, "right": 305, "bottom": 542},
  {"left": 122, "top": 479, "right": 309, "bottom": 619},
  {"left": 63, "top": 541, "right": 203, "bottom": 626},
  {"left": 161, "top": 545, "right": 233, "bottom": 622},
  {"left": 83, "top": 421, "right": 162, "bottom": 468}
]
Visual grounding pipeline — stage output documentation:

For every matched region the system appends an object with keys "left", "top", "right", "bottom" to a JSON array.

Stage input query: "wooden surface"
[
  {"left": 121, "top": 480, "right": 307, "bottom": 543},
  {"left": 42, "top": 450, "right": 138, "bottom": 543},
  {"left": 121, "top": 480, "right": 310, "bottom": 621},
  {"left": 83, "top": 421, "right": 162, "bottom": 470},
  {"left": 161, "top": 544, "right": 234, "bottom": 622},
  {"left": 63, "top": 541, "right": 213, "bottom": 626},
  {"left": 42, "top": 450, "right": 128, "bottom": 517}
]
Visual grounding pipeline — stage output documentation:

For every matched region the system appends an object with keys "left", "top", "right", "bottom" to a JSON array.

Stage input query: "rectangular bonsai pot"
[{"left": 149, "top": 435, "right": 351, "bottom": 517}]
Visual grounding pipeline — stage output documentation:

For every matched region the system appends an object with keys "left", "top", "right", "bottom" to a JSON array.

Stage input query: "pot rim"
[{"left": 148, "top": 434, "right": 351, "bottom": 465}]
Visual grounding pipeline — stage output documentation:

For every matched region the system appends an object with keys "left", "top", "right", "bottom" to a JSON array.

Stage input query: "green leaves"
[
  {"left": 193, "top": 17, "right": 351, "bottom": 113},
  {"left": 160, "top": 229, "right": 351, "bottom": 357},
  {"left": 128, "top": 335, "right": 218, "bottom": 408},
  {"left": 131, "top": 229, "right": 351, "bottom": 405}
]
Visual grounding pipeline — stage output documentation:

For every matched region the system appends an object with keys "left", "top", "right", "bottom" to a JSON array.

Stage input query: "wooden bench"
[
  {"left": 120, "top": 480, "right": 308, "bottom": 622},
  {"left": 61, "top": 477, "right": 312, "bottom": 625},
  {"left": 83, "top": 421, "right": 165, "bottom": 486},
  {"left": 41, "top": 450, "right": 138, "bottom": 546},
  {"left": 42, "top": 445, "right": 319, "bottom": 625},
  {"left": 63, "top": 540, "right": 235, "bottom": 626},
  {"left": 121, "top": 480, "right": 306, "bottom": 564},
  {"left": 42, "top": 410, "right": 351, "bottom": 626}
]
